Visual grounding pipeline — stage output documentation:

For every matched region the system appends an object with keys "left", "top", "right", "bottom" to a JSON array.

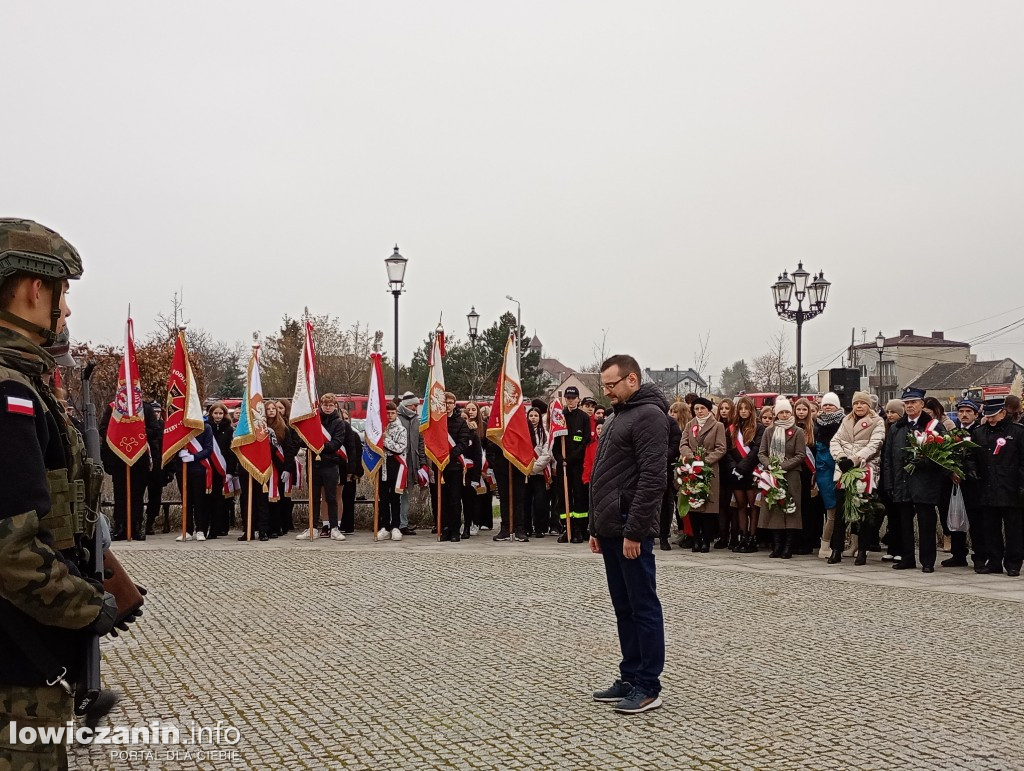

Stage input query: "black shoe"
[
  {"left": 237, "top": 535, "right": 249, "bottom": 541},
  {"left": 728, "top": 536, "right": 740, "bottom": 551},
  {"left": 570, "top": 532, "right": 585, "bottom": 544},
  {"left": 268, "top": 532, "right": 279, "bottom": 539},
  {"left": 400, "top": 527, "right": 417, "bottom": 536},
  {"left": 1008, "top": 568, "right": 1020, "bottom": 577},
  {"left": 827, "top": 550, "right": 842, "bottom": 564},
  {"left": 145, "top": 528, "right": 155, "bottom": 536},
  {"left": 462, "top": 530, "right": 471, "bottom": 540},
  {"left": 439, "top": 530, "right": 452, "bottom": 542},
  {"left": 450, "top": 534, "right": 461, "bottom": 543},
  {"left": 206, "top": 533, "right": 217, "bottom": 540},
  {"left": 854, "top": 550, "right": 867, "bottom": 566},
  {"left": 769, "top": 533, "right": 783, "bottom": 559},
  {"left": 700, "top": 540, "right": 710, "bottom": 553},
  {"left": 922, "top": 566, "right": 934, "bottom": 573},
  {"left": 259, "top": 533, "right": 269, "bottom": 542},
  {"left": 713, "top": 537, "right": 729, "bottom": 550},
  {"left": 493, "top": 530, "right": 511, "bottom": 542},
  {"left": 978, "top": 565, "right": 1003, "bottom": 575},
  {"left": 82, "top": 689, "right": 120, "bottom": 731},
  {"left": 111, "top": 532, "right": 126, "bottom": 542},
  {"left": 691, "top": 540, "right": 701, "bottom": 553},
  {"left": 556, "top": 533, "right": 568, "bottom": 544},
  {"left": 513, "top": 532, "right": 529, "bottom": 542},
  {"left": 534, "top": 531, "right": 546, "bottom": 538},
  {"left": 660, "top": 541, "right": 671, "bottom": 551},
  {"left": 593, "top": 679, "right": 633, "bottom": 703},
  {"left": 430, "top": 526, "right": 438, "bottom": 534},
  {"left": 893, "top": 560, "right": 916, "bottom": 570},
  {"left": 940, "top": 556, "right": 968, "bottom": 568}
]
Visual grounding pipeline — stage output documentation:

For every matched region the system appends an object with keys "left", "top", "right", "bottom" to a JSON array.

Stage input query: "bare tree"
[
  {"left": 693, "top": 330, "right": 712, "bottom": 391},
  {"left": 578, "top": 328, "right": 610, "bottom": 372}
]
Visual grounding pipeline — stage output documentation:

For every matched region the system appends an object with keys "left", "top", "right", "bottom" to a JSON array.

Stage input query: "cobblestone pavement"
[{"left": 73, "top": 533, "right": 1024, "bottom": 770}]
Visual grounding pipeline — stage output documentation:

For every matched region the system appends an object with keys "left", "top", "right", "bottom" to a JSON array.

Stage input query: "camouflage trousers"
[{"left": 0, "top": 684, "right": 71, "bottom": 771}]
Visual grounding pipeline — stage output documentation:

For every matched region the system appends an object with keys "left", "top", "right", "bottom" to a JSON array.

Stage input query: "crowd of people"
[{"left": 97, "top": 379, "right": 1023, "bottom": 578}]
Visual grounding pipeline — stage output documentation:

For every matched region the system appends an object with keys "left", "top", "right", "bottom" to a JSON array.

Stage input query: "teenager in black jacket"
[{"left": 205, "top": 401, "right": 236, "bottom": 537}]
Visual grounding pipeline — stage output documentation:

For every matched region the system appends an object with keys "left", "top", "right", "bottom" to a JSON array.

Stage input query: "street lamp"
[
  {"left": 875, "top": 330, "right": 886, "bottom": 398},
  {"left": 385, "top": 245, "right": 408, "bottom": 400},
  {"left": 467, "top": 306, "right": 480, "bottom": 399},
  {"left": 772, "top": 261, "right": 829, "bottom": 397},
  {"left": 505, "top": 294, "right": 522, "bottom": 375}
]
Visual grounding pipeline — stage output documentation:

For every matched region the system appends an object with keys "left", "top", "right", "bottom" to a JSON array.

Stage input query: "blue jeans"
[{"left": 599, "top": 536, "right": 664, "bottom": 696}]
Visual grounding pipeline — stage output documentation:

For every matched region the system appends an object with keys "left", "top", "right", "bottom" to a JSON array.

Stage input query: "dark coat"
[
  {"left": 728, "top": 421, "right": 765, "bottom": 488},
  {"left": 959, "top": 421, "right": 984, "bottom": 508},
  {"left": 892, "top": 414, "right": 948, "bottom": 505},
  {"left": 209, "top": 417, "right": 236, "bottom": 475},
  {"left": 972, "top": 418, "right": 1024, "bottom": 508},
  {"left": 343, "top": 425, "right": 363, "bottom": 478},
  {"left": 445, "top": 412, "right": 475, "bottom": 478},
  {"left": 667, "top": 417, "right": 682, "bottom": 469},
  {"left": 312, "top": 409, "right": 347, "bottom": 468},
  {"left": 589, "top": 384, "right": 670, "bottom": 541}
]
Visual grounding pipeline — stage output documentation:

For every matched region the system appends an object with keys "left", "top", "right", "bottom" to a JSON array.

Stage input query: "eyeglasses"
[{"left": 601, "top": 376, "right": 626, "bottom": 392}]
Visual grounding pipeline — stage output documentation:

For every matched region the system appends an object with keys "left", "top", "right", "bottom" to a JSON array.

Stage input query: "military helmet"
[{"left": 0, "top": 218, "right": 83, "bottom": 283}]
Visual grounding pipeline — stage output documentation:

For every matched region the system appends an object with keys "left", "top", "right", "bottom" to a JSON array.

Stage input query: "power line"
[{"left": 947, "top": 304, "right": 1024, "bottom": 332}]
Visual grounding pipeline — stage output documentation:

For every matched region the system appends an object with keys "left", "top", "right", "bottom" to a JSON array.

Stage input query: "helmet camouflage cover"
[{"left": 0, "top": 218, "right": 83, "bottom": 282}]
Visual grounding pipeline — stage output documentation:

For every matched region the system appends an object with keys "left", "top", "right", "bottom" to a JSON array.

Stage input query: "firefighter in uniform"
[
  {"left": 554, "top": 386, "right": 591, "bottom": 543},
  {"left": 0, "top": 219, "right": 118, "bottom": 770}
]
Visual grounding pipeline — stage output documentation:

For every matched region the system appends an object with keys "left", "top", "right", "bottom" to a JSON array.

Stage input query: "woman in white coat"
[
  {"left": 526, "top": 405, "right": 555, "bottom": 538},
  {"left": 828, "top": 391, "right": 886, "bottom": 565}
]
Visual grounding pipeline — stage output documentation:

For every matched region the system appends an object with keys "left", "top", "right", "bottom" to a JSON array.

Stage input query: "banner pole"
[
  {"left": 436, "top": 463, "right": 442, "bottom": 542},
  {"left": 126, "top": 466, "right": 133, "bottom": 542},
  {"left": 307, "top": 452, "right": 314, "bottom": 539},
  {"left": 508, "top": 459, "right": 515, "bottom": 541},
  {"left": 373, "top": 471, "right": 380, "bottom": 541},
  {"left": 246, "top": 475, "right": 253, "bottom": 542},
  {"left": 181, "top": 460, "right": 189, "bottom": 541},
  {"left": 561, "top": 437, "right": 571, "bottom": 542}
]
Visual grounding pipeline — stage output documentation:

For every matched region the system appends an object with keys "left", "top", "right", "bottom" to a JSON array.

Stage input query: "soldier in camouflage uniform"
[{"left": 0, "top": 219, "right": 118, "bottom": 770}]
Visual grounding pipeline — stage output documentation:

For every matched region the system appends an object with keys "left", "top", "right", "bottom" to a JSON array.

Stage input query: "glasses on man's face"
[{"left": 601, "top": 376, "right": 626, "bottom": 392}]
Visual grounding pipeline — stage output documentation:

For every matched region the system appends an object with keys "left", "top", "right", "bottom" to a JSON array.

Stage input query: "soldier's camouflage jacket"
[{"left": 0, "top": 326, "right": 102, "bottom": 687}]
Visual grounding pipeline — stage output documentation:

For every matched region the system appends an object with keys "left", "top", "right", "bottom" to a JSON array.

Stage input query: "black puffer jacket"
[
  {"left": 589, "top": 384, "right": 669, "bottom": 541},
  {"left": 972, "top": 418, "right": 1024, "bottom": 507},
  {"left": 883, "top": 414, "right": 947, "bottom": 504}
]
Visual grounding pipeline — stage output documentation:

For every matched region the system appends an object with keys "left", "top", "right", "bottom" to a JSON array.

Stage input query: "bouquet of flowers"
[
  {"left": 754, "top": 457, "right": 796, "bottom": 514},
  {"left": 837, "top": 465, "right": 883, "bottom": 525},
  {"left": 674, "top": 446, "right": 714, "bottom": 518},
  {"left": 904, "top": 426, "right": 978, "bottom": 478}
]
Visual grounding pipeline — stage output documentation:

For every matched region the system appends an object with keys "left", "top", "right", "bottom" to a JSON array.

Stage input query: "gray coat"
[
  {"left": 398, "top": 406, "right": 426, "bottom": 474},
  {"left": 589, "top": 384, "right": 670, "bottom": 541},
  {"left": 758, "top": 424, "right": 806, "bottom": 530}
]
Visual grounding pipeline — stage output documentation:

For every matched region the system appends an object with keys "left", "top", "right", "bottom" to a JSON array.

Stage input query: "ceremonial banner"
[
  {"left": 105, "top": 317, "right": 148, "bottom": 465},
  {"left": 486, "top": 331, "right": 536, "bottom": 475},
  {"left": 161, "top": 330, "right": 204, "bottom": 466},
  {"left": 548, "top": 396, "right": 568, "bottom": 448},
  {"left": 231, "top": 348, "right": 273, "bottom": 485},
  {"left": 362, "top": 351, "right": 388, "bottom": 475},
  {"left": 289, "top": 321, "right": 326, "bottom": 455},
  {"left": 419, "top": 327, "right": 449, "bottom": 472}
]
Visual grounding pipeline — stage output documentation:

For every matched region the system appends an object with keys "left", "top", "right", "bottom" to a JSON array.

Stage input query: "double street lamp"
[
  {"left": 385, "top": 245, "right": 408, "bottom": 400},
  {"left": 771, "top": 262, "right": 830, "bottom": 397}
]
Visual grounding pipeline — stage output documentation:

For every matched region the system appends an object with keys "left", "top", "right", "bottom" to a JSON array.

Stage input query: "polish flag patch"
[{"left": 7, "top": 396, "right": 35, "bottom": 416}]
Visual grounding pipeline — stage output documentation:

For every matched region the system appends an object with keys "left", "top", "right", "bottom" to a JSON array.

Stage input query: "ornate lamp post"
[
  {"left": 467, "top": 305, "right": 480, "bottom": 399},
  {"left": 384, "top": 245, "right": 408, "bottom": 399},
  {"left": 875, "top": 331, "right": 886, "bottom": 398},
  {"left": 771, "top": 262, "right": 830, "bottom": 397},
  {"left": 505, "top": 294, "right": 522, "bottom": 375}
]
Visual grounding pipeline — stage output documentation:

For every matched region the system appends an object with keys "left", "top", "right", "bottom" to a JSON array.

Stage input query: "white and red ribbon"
[{"left": 394, "top": 454, "right": 409, "bottom": 494}]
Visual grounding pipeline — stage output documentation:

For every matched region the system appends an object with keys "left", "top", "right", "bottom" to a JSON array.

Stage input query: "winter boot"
[
  {"left": 818, "top": 538, "right": 831, "bottom": 560},
  {"left": 780, "top": 530, "right": 794, "bottom": 559},
  {"left": 843, "top": 533, "right": 859, "bottom": 558},
  {"left": 854, "top": 549, "right": 867, "bottom": 566},
  {"left": 769, "top": 531, "right": 783, "bottom": 559}
]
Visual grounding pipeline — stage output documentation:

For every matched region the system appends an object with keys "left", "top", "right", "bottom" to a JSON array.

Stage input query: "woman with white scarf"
[
  {"left": 679, "top": 396, "right": 727, "bottom": 553},
  {"left": 757, "top": 397, "right": 806, "bottom": 558}
]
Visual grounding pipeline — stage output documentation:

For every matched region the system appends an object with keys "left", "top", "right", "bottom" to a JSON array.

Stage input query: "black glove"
[
  {"left": 837, "top": 458, "right": 854, "bottom": 473},
  {"left": 90, "top": 592, "right": 118, "bottom": 636},
  {"left": 110, "top": 607, "right": 143, "bottom": 638}
]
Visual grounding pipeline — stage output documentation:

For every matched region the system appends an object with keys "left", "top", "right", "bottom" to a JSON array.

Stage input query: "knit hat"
[
  {"left": 884, "top": 399, "right": 906, "bottom": 417},
  {"left": 822, "top": 392, "right": 842, "bottom": 409},
  {"left": 774, "top": 397, "right": 793, "bottom": 415},
  {"left": 400, "top": 391, "right": 418, "bottom": 408},
  {"left": 851, "top": 391, "right": 871, "bottom": 406}
]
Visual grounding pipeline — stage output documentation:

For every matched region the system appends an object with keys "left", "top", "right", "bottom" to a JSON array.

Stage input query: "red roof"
[{"left": 853, "top": 330, "right": 967, "bottom": 349}]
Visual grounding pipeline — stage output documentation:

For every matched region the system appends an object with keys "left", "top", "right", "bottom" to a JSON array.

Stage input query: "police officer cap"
[
  {"left": 901, "top": 387, "right": 926, "bottom": 402},
  {"left": 982, "top": 397, "right": 1006, "bottom": 416},
  {"left": 956, "top": 399, "right": 981, "bottom": 414},
  {"left": 564, "top": 386, "right": 579, "bottom": 398}
]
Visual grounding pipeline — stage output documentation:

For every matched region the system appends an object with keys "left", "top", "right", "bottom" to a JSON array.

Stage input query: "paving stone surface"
[{"left": 73, "top": 533, "right": 1024, "bottom": 770}]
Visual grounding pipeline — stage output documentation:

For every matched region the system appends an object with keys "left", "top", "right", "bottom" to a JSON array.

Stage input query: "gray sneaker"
[
  {"left": 593, "top": 679, "right": 633, "bottom": 703},
  {"left": 613, "top": 686, "right": 663, "bottom": 714}
]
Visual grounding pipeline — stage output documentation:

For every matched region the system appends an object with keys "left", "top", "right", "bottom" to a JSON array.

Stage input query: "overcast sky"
[{"left": 4, "top": 1, "right": 1023, "bottom": 388}]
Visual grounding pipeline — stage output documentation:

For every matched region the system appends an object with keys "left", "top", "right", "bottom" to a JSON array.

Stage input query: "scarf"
[
  {"left": 696, "top": 412, "right": 713, "bottom": 429},
  {"left": 769, "top": 417, "right": 794, "bottom": 460},
  {"left": 815, "top": 409, "right": 844, "bottom": 445}
]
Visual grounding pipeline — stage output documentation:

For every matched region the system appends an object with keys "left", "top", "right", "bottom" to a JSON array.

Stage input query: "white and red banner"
[
  {"left": 486, "top": 331, "right": 536, "bottom": 475},
  {"left": 289, "top": 321, "right": 326, "bottom": 455},
  {"left": 420, "top": 327, "right": 450, "bottom": 473},
  {"left": 161, "top": 330, "right": 204, "bottom": 467},
  {"left": 106, "top": 317, "right": 149, "bottom": 465},
  {"left": 362, "top": 351, "right": 388, "bottom": 475},
  {"left": 231, "top": 347, "right": 273, "bottom": 485},
  {"left": 548, "top": 396, "right": 568, "bottom": 448}
]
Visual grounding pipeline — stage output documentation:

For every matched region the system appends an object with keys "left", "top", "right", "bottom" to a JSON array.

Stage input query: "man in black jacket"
[
  {"left": 589, "top": 355, "right": 668, "bottom": 715},
  {"left": 944, "top": 399, "right": 984, "bottom": 569},
  {"left": 299, "top": 393, "right": 348, "bottom": 541},
  {"left": 973, "top": 398, "right": 1024, "bottom": 576},
  {"left": 144, "top": 402, "right": 166, "bottom": 534},
  {"left": 442, "top": 392, "right": 475, "bottom": 542}
]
